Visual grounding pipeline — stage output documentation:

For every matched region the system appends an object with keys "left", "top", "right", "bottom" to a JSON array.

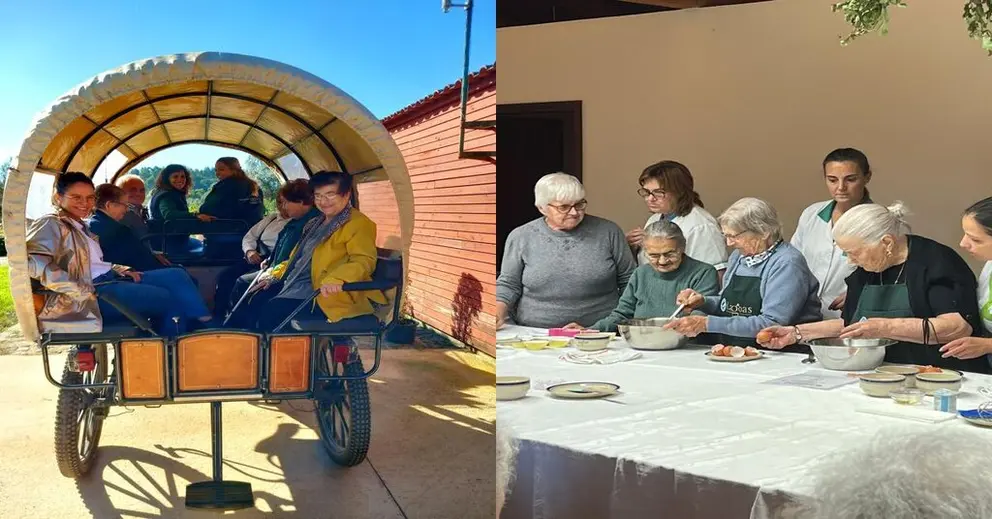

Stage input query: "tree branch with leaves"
[{"left": 833, "top": 0, "right": 992, "bottom": 54}]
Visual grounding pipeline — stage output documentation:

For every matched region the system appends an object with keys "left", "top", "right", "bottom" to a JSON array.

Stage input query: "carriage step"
[{"left": 184, "top": 480, "right": 254, "bottom": 510}]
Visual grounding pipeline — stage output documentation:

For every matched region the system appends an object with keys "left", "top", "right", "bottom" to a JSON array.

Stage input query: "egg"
[
  {"left": 710, "top": 344, "right": 725, "bottom": 356},
  {"left": 744, "top": 346, "right": 759, "bottom": 357},
  {"left": 756, "top": 330, "right": 773, "bottom": 344},
  {"left": 730, "top": 346, "right": 746, "bottom": 358}
]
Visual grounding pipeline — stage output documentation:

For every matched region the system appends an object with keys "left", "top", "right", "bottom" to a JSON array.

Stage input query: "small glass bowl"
[{"left": 890, "top": 388, "right": 925, "bottom": 405}]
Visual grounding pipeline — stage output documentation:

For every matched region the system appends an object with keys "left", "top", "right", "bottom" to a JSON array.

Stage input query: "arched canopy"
[{"left": 3, "top": 52, "right": 413, "bottom": 341}]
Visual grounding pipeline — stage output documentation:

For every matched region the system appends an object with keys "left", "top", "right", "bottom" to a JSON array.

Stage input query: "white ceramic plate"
[
  {"left": 547, "top": 382, "right": 620, "bottom": 399},
  {"left": 705, "top": 351, "right": 764, "bottom": 362}
]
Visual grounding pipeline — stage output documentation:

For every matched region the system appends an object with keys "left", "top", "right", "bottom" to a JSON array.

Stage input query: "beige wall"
[{"left": 498, "top": 0, "right": 992, "bottom": 270}]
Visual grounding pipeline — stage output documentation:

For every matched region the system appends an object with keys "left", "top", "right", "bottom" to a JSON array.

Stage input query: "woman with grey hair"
[
  {"left": 496, "top": 172, "right": 637, "bottom": 328},
  {"left": 665, "top": 197, "right": 821, "bottom": 348},
  {"left": 496, "top": 423, "right": 518, "bottom": 512},
  {"left": 798, "top": 428, "right": 992, "bottom": 519},
  {"left": 759, "top": 202, "right": 990, "bottom": 373},
  {"left": 564, "top": 220, "right": 719, "bottom": 332}
]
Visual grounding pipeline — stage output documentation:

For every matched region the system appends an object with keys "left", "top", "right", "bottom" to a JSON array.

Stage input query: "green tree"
[{"left": 834, "top": 1, "right": 992, "bottom": 53}]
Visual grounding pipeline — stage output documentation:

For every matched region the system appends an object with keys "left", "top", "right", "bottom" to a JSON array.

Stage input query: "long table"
[{"left": 497, "top": 325, "right": 992, "bottom": 519}]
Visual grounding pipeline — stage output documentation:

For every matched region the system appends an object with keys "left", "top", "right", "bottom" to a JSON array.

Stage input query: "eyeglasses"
[
  {"left": 66, "top": 194, "right": 96, "bottom": 204},
  {"left": 723, "top": 230, "right": 749, "bottom": 240},
  {"left": 646, "top": 251, "right": 681, "bottom": 262},
  {"left": 548, "top": 200, "right": 587, "bottom": 214},
  {"left": 314, "top": 191, "right": 342, "bottom": 202},
  {"left": 637, "top": 188, "right": 667, "bottom": 199}
]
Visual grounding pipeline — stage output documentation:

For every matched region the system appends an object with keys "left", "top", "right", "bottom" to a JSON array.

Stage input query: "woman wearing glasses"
[
  {"left": 496, "top": 172, "right": 637, "bottom": 329},
  {"left": 627, "top": 160, "right": 728, "bottom": 279},
  {"left": 664, "top": 197, "right": 821, "bottom": 351}
]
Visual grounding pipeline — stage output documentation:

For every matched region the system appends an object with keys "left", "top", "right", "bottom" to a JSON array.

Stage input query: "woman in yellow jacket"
[{"left": 226, "top": 171, "right": 385, "bottom": 332}]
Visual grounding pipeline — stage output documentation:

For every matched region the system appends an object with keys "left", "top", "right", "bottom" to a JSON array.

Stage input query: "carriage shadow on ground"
[{"left": 72, "top": 349, "right": 495, "bottom": 519}]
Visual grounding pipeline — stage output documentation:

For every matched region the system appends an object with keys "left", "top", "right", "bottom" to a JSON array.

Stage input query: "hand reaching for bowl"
[
  {"left": 756, "top": 326, "right": 797, "bottom": 349},
  {"left": 839, "top": 318, "right": 891, "bottom": 340},
  {"left": 675, "top": 289, "right": 705, "bottom": 310},
  {"left": 663, "top": 315, "right": 707, "bottom": 337}
]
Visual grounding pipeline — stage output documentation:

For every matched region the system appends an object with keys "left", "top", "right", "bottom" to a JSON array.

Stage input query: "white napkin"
[
  {"left": 856, "top": 405, "right": 957, "bottom": 424},
  {"left": 560, "top": 349, "right": 642, "bottom": 365}
]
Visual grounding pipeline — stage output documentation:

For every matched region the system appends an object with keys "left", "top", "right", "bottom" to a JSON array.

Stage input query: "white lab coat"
[
  {"left": 791, "top": 200, "right": 856, "bottom": 320},
  {"left": 639, "top": 205, "right": 729, "bottom": 270}
]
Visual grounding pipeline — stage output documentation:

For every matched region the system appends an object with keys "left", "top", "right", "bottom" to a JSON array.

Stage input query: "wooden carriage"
[{"left": 1, "top": 52, "right": 413, "bottom": 511}]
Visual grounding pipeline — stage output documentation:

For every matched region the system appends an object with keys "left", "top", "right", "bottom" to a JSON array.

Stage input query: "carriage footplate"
[{"left": 185, "top": 480, "right": 254, "bottom": 510}]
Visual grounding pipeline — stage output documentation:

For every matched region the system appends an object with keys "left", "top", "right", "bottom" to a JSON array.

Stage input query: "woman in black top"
[{"left": 758, "top": 202, "right": 990, "bottom": 373}]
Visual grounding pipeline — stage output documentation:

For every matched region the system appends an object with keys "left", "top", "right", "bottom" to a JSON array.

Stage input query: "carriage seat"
[
  {"left": 32, "top": 283, "right": 152, "bottom": 342},
  {"left": 288, "top": 255, "right": 403, "bottom": 334}
]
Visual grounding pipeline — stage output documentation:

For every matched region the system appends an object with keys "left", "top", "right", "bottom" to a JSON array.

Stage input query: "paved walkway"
[{"left": 0, "top": 349, "right": 495, "bottom": 518}]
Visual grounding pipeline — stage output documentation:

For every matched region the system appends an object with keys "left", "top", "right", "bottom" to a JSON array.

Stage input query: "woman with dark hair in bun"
[{"left": 27, "top": 172, "right": 215, "bottom": 336}]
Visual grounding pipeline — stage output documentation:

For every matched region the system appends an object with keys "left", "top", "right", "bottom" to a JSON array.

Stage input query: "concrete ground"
[{"left": 0, "top": 348, "right": 495, "bottom": 519}]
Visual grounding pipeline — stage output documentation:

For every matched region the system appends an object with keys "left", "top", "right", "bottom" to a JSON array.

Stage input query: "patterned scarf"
[
  {"left": 741, "top": 239, "right": 783, "bottom": 268},
  {"left": 275, "top": 205, "right": 353, "bottom": 298}
]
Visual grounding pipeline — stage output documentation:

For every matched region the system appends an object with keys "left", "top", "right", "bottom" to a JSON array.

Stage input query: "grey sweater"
[
  {"left": 592, "top": 257, "right": 720, "bottom": 332},
  {"left": 497, "top": 215, "right": 637, "bottom": 328},
  {"left": 701, "top": 243, "right": 822, "bottom": 337}
]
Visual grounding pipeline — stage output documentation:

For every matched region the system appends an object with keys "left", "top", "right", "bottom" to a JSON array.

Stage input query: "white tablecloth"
[{"left": 497, "top": 325, "right": 992, "bottom": 519}]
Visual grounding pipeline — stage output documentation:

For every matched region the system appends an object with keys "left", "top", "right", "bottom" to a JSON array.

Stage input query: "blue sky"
[{"left": 0, "top": 0, "right": 495, "bottom": 170}]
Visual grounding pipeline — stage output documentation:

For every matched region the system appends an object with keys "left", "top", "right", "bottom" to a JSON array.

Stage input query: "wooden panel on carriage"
[
  {"left": 119, "top": 340, "right": 167, "bottom": 399},
  {"left": 177, "top": 332, "right": 260, "bottom": 392},
  {"left": 268, "top": 336, "right": 312, "bottom": 394}
]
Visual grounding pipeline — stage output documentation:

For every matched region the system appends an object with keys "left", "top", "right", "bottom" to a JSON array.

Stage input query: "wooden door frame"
[{"left": 496, "top": 101, "right": 583, "bottom": 180}]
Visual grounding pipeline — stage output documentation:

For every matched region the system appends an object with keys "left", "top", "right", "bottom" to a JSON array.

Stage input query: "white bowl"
[
  {"left": 876, "top": 365, "right": 921, "bottom": 387},
  {"left": 915, "top": 372, "right": 963, "bottom": 394},
  {"left": 496, "top": 376, "right": 530, "bottom": 401},
  {"left": 572, "top": 332, "right": 612, "bottom": 352},
  {"left": 858, "top": 373, "right": 906, "bottom": 397}
]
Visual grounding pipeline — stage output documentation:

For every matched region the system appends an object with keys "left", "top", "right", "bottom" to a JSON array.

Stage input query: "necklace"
[{"left": 882, "top": 241, "right": 910, "bottom": 285}]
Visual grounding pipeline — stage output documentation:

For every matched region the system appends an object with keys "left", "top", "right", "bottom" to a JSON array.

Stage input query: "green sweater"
[{"left": 592, "top": 257, "right": 720, "bottom": 332}]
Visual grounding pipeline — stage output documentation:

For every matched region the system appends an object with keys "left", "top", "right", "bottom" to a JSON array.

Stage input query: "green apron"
[
  {"left": 852, "top": 282, "right": 989, "bottom": 373},
  {"left": 699, "top": 263, "right": 808, "bottom": 353}
]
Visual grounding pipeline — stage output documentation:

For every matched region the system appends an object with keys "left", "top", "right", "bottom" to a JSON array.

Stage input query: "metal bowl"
[
  {"left": 617, "top": 318, "right": 686, "bottom": 350},
  {"left": 804, "top": 337, "right": 896, "bottom": 371}
]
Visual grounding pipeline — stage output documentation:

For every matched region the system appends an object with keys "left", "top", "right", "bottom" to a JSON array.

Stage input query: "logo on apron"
[{"left": 720, "top": 299, "right": 754, "bottom": 316}]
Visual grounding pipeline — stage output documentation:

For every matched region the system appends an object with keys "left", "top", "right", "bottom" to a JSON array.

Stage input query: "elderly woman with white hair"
[
  {"left": 759, "top": 202, "right": 991, "bottom": 373},
  {"left": 496, "top": 172, "right": 637, "bottom": 328},
  {"left": 798, "top": 428, "right": 992, "bottom": 519},
  {"left": 664, "top": 197, "right": 821, "bottom": 348},
  {"left": 564, "top": 220, "right": 719, "bottom": 332}
]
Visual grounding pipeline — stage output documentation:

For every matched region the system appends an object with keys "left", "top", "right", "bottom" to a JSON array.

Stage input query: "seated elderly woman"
[
  {"left": 29, "top": 172, "right": 215, "bottom": 336},
  {"left": 797, "top": 428, "right": 992, "bottom": 519},
  {"left": 115, "top": 173, "right": 150, "bottom": 239},
  {"left": 225, "top": 171, "right": 385, "bottom": 332},
  {"left": 88, "top": 184, "right": 171, "bottom": 272},
  {"left": 759, "top": 202, "right": 992, "bottom": 373},
  {"left": 664, "top": 197, "right": 821, "bottom": 348},
  {"left": 564, "top": 220, "right": 719, "bottom": 332},
  {"left": 496, "top": 172, "right": 637, "bottom": 329}
]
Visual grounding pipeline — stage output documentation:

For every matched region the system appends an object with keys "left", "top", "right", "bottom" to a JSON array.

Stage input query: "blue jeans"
[{"left": 95, "top": 268, "right": 209, "bottom": 336}]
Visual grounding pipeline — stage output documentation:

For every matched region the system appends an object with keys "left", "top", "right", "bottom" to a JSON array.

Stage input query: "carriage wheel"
[
  {"left": 314, "top": 343, "right": 371, "bottom": 467},
  {"left": 54, "top": 344, "right": 110, "bottom": 478}
]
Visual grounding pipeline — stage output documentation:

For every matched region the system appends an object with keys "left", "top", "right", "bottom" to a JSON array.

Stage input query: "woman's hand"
[
  {"left": 154, "top": 252, "right": 172, "bottom": 266},
  {"left": 940, "top": 337, "right": 992, "bottom": 360},
  {"left": 839, "top": 318, "right": 891, "bottom": 340},
  {"left": 196, "top": 213, "right": 216, "bottom": 222},
  {"left": 626, "top": 227, "right": 644, "bottom": 248},
  {"left": 663, "top": 315, "right": 707, "bottom": 337},
  {"left": 757, "top": 326, "right": 798, "bottom": 349},
  {"left": 676, "top": 289, "right": 705, "bottom": 310},
  {"left": 319, "top": 283, "right": 343, "bottom": 297},
  {"left": 122, "top": 270, "right": 142, "bottom": 283},
  {"left": 563, "top": 322, "right": 585, "bottom": 330},
  {"left": 246, "top": 250, "right": 263, "bottom": 265},
  {"left": 496, "top": 301, "right": 508, "bottom": 329}
]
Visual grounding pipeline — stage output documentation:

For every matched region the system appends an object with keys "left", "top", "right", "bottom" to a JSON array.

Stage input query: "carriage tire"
[
  {"left": 316, "top": 355, "right": 372, "bottom": 467},
  {"left": 54, "top": 346, "right": 107, "bottom": 478}
]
